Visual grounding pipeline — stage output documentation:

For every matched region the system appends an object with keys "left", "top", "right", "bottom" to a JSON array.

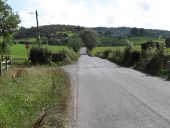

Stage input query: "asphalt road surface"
[{"left": 64, "top": 55, "right": 170, "bottom": 128}]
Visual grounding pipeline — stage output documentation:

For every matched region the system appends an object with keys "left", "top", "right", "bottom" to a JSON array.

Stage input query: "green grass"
[
  {"left": 127, "top": 36, "right": 160, "bottom": 45},
  {"left": 98, "top": 36, "right": 160, "bottom": 45},
  {"left": 0, "top": 67, "right": 70, "bottom": 128},
  {"left": 98, "top": 36, "right": 115, "bottom": 42},
  {"left": 9, "top": 44, "right": 66, "bottom": 58},
  {"left": 92, "top": 45, "right": 141, "bottom": 56},
  {"left": 92, "top": 46, "right": 170, "bottom": 56},
  {"left": 14, "top": 38, "right": 37, "bottom": 43}
]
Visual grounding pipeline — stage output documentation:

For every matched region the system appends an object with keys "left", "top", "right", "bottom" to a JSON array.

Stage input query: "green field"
[
  {"left": 98, "top": 36, "right": 160, "bottom": 45},
  {"left": 14, "top": 38, "right": 37, "bottom": 43},
  {"left": 92, "top": 46, "right": 170, "bottom": 56},
  {"left": 9, "top": 44, "right": 66, "bottom": 58}
]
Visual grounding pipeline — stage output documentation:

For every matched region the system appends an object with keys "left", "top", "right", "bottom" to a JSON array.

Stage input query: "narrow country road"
[{"left": 64, "top": 55, "right": 170, "bottom": 128}]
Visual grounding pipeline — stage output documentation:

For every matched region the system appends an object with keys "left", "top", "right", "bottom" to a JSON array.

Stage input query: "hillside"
[
  {"left": 13, "top": 25, "right": 170, "bottom": 46},
  {"left": 92, "top": 27, "right": 170, "bottom": 37}
]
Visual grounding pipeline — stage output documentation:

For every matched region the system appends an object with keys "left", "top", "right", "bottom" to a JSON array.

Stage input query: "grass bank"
[
  {"left": 0, "top": 67, "right": 70, "bottom": 128},
  {"left": 92, "top": 46, "right": 170, "bottom": 56}
]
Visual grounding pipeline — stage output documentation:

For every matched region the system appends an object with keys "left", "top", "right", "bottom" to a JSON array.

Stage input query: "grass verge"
[
  {"left": 0, "top": 67, "right": 70, "bottom": 128},
  {"left": 92, "top": 46, "right": 170, "bottom": 56}
]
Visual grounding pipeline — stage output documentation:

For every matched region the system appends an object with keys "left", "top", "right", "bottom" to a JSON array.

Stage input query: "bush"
[
  {"left": 131, "top": 51, "right": 141, "bottom": 64},
  {"left": 52, "top": 53, "right": 64, "bottom": 62},
  {"left": 107, "top": 50, "right": 124, "bottom": 64},
  {"left": 122, "top": 40, "right": 134, "bottom": 66},
  {"left": 95, "top": 52, "right": 104, "bottom": 58},
  {"left": 29, "top": 47, "right": 52, "bottom": 64},
  {"left": 52, "top": 48, "right": 78, "bottom": 64},
  {"left": 102, "top": 49, "right": 112, "bottom": 59},
  {"left": 135, "top": 48, "right": 164, "bottom": 75},
  {"left": 144, "top": 54, "right": 162, "bottom": 75},
  {"left": 165, "top": 37, "right": 170, "bottom": 48}
]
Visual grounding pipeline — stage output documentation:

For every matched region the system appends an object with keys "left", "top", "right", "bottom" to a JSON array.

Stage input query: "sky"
[{"left": 6, "top": 0, "right": 170, "bottom": 30}]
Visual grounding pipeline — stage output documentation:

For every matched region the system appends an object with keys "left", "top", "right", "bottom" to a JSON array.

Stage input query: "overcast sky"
[{"left": 7, "top": 0, "right": 170, "bottom": 30}]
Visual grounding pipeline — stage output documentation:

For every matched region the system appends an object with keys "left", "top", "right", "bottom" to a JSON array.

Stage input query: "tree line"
[{"left": 0, "top": 0, "right": 20, "bottom": 55}]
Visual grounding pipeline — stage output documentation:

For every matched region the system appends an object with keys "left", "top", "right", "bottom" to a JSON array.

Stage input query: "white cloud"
[
  {"left": 19, "top": 0, "right": 170, "bottom": 30},
  {"left": 18, "top": 11, "right": 36, "bottom": 27}
]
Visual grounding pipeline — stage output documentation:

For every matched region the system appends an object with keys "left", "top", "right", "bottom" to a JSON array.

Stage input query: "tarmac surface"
[{"left": 64, "top": 55, "right": 170, "bottom": 128}]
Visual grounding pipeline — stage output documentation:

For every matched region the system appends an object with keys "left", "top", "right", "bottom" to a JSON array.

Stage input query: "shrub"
[
  {"left": 52, "top": 48, "right": 78, "bottom": 64},
  {"left": 52, "top": 53, "right": 64, "bottom": 62},
  {"left": 131, "top": 51, "right": 141, "bottom": 64},
  {"left": 95, "top": 52, "right": 104, "bottom": 58},
  {"left": 123, "top": 49, "right": 132, "bottom": 66},
  {"left": 144, "top": 54, "right": 163, "bottom": 75},
  {"left": 122, "top": 40, "right": 134, "bottom": 66},
  {"left": 29, "top": 47, "right": 52, "bottom": 64},
  {"left": 102, "top": 49, "right": 112, "bottom": 59},
  {"left": 108, "top": 50, "right": 124, "bottom": 64},
  {"left": 165, "top": 37, "right": 170, "bottom": 48},
  {"left": 135, "top": 47, "right": 165, "bottom": 75}
]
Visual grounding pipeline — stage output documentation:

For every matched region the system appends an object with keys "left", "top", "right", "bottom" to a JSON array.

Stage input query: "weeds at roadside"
[{"left": 0, "top": 67, "right": 70, "bottom": 128}]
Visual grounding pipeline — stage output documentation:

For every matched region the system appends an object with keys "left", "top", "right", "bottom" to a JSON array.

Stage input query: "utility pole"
[{"left": 36, "top": 10, "right": 40, "bottom": 47}]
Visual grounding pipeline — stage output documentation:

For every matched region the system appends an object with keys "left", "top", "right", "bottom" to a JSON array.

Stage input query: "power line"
[
  {"left": 38, "top": 15, "right": 52, "bottom": 25},
  {"left": 14, "top": 10, "right": 53, "bottom": 26}
]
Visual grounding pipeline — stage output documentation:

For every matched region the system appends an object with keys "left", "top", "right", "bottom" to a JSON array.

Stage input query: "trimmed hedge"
[
  {"left": 30, "top": 47, "right": 78, "bottom": 65},
  {"left": 52, "top": 48, "right": 78, "bottom": 64},
  {"left": 29, "top": 47, "right": 52, "bottom": 64}
]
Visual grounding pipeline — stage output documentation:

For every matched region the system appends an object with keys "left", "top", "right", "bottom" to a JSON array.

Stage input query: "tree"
[
  {"left": 139, "top": 28, "right": 145, "bottom": 36},
  {"left": 130, "top": 27, "right": 138, "bottom": 36},
  {"left": 68, "top": 34, "right": 82, "bottom": 52},
  {"left": 165, "top": 37, "right": 170, "bottom": 48},
  {"left": 79, "top": 29, "right": 98, "bottom": 50},
  {"left": 0, "top": 0, "right": 20, "bottom": 54}
]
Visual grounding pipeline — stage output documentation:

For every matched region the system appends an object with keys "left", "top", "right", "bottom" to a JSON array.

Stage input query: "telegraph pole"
[{"left": 36, "top": 10, "right": 40, "bottom": 47}]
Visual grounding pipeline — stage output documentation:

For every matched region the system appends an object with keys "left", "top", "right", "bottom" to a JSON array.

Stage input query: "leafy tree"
[
  {"left": 0, "top": 0, "right": 20, "bottom": 54},
  {"left": 130, "top": 27, "right": 138, "bottom": 36},
  {"left": 165, "top": 37, "right": 170, "bottom": 48},
  {"left": 68, "top": 34, "right": 82, "bottom": 52},
  {"left": 80, "top": 29, "right": 98, "bottom": 50},
  {"left": 139, "top": 28, "right": 145, "bottom": 36}
]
